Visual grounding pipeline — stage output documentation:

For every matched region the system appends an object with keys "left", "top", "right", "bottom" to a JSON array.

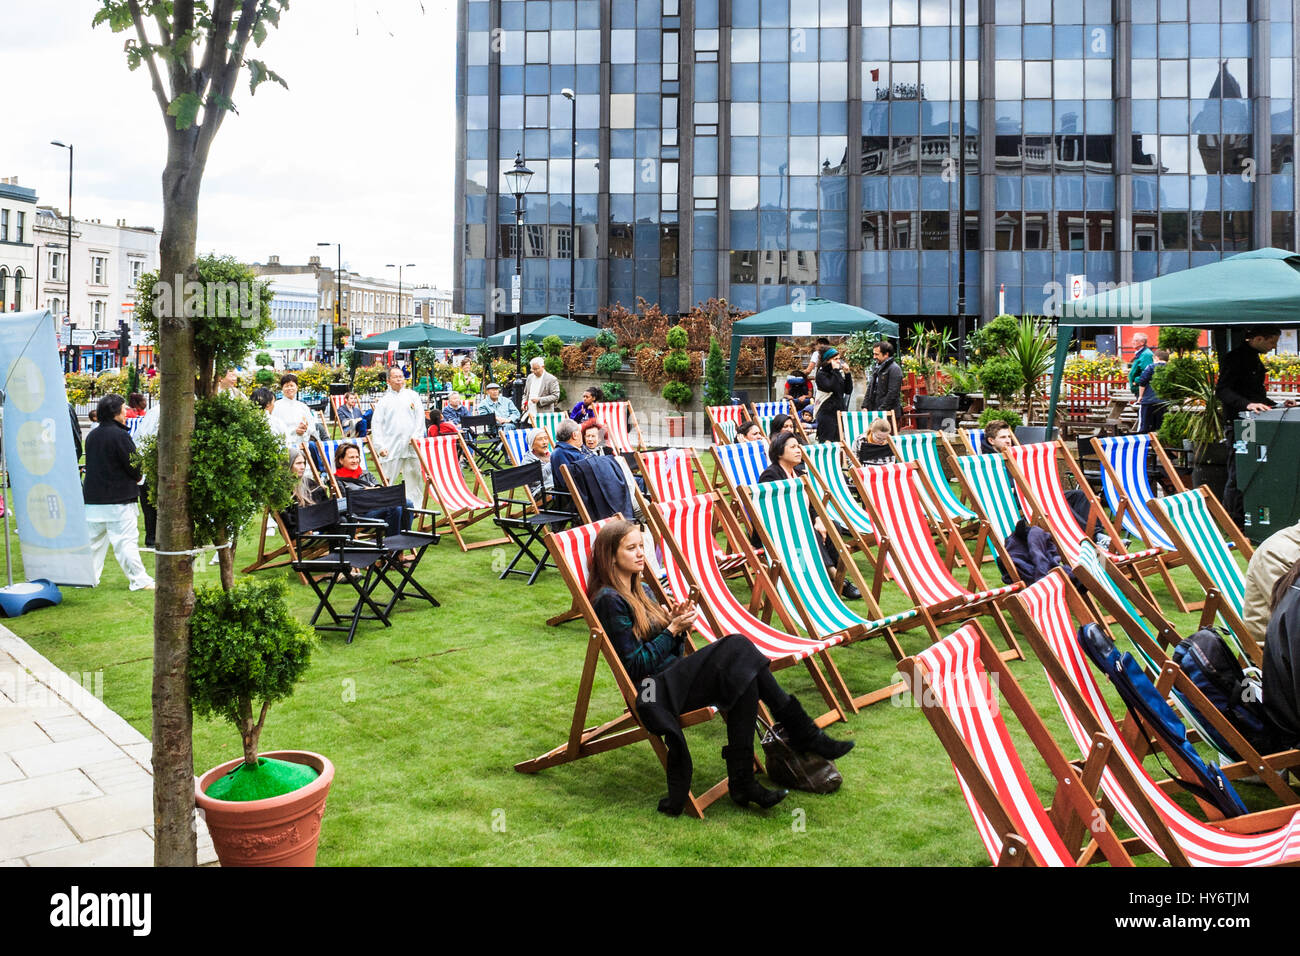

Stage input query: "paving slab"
[
  {"left": 0, "top": 809, "right": 81, "bottom": 858},
  {"left": 10, "top": 735, "right": 128, "bottom": 777},
  {"left": 0, "top": 770, "right": 104, "bottom": 820},
  {"left": 24, "top": 828, "right": 156, "bottom": 867}
]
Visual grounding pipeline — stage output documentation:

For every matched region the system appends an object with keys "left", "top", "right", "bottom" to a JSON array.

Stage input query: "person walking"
[
  {"left": 82, "top": 394, "right": 154, "bottom": 591},
  {"left": 863, "top": 339, "right": 904, "bottom": 423},
  {"left": 371, "top": 365, "right": 427, "bottom": 495}
]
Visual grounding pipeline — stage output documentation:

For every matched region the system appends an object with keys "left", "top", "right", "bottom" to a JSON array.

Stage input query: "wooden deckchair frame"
[
  {"left": 899, "top": 622, "right": 1134, "bottom": 867},
  {"left": 887, "top": 430, "right": 981, "bottom": 528},
  {"left": 592, "top": 400, "right": 646, "bottom": 452},
  {"left": 851, "top": 462, "right": 1025, "bottom": 661},
  {"left": 838, "top": 410, "right": 898, "bottom": 466},
  {"left": 515, "top": 517, "right": 728, "bottom": 819},
  {"left": 1091, "top": 433, "right": 1201, "bottom": 613},
  {"left": 706, "top": 403, "right": 747, "bottom": 444},
  {"left": 410, "top": 434, "right": 507, "bottom": 552}
]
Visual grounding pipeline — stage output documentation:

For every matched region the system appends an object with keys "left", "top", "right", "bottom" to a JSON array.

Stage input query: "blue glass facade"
[{"left": 454, "top": 0, "right": 1297, "bottom": 329}]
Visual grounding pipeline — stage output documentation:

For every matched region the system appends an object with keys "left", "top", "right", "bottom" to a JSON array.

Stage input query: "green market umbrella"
[
  {"left": 352, "top": 324, "right": 485, "bottom": 351},
  {"left": 486, "top": 315, "right": 599, "bottom": 347},
  {"left": 727, "top": 297, "right": 899, "bottom": 399}
]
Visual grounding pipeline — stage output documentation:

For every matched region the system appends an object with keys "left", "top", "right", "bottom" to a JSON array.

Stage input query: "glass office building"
[{"left": 454, "top": 0, "right": 1297, "bottom": 331}]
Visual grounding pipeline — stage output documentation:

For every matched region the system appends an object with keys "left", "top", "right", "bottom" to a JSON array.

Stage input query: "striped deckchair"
[
  {"left": 707, "top": 403, "right": 746, "bottom": 444},
  {"left": 1003, "top": 441, "right": 1165, "bottom": 596},
  {"left": 411, "top": 434, "right": 506, "bottom": 551},
  {"left": 710, "top": 440, "right": 770, "bottom": 531},
  {"left": 1017, "top": 570, "right": 1300, "bottom": 865},
  {"left": 311, "top": 437, "right": 388, "bottom": 497},
  {"left": 899, "top": 622, "right": 1134, "bottom": 867},
  {"left": 534, "top": 412, "right": 566, "bottom": 444},
  {"left": 1152, "top": 488, "right": 1259, "bottom": 663},
  {"left": 1063, "top": 556, "right": 1300, "bottom": 802},
  {"left": 958, "top": 427, "right": 986, "bottom": 455},
  {"left": 636, "top": 447, "right": 707, "bottom": 504},
  {"left": 889, "top": 431, "right": 978, "bottom": 524},
  {"left": 647, "top": 492, "right": 850, "bottom": 719},
  {"left": 502, "top": 427, "right": 546, "bottom": 467},
  {"left": 750, "top": 399, "right": 791, "bottom": 420},
  {"left": 741, "top": 477, "right": 920, "bottom": 692},
  {"left": 592, "top": 401, "right": 645, "bottom": 453},
  {"left": 516, "top": 517, "right": 727, "bottom": 819},
  {"left": 952, "top": 449, "right": 1028, "bottom": 550},
  {"left": 801, "top": 440, "right": 876, "bottom": 554},
  {"left": 839, "top": 410, "right": 896, "bottom": 461},
  {"left": 852, "top": 462, "right": 1024, "bottom": 659},
  {"left": 1092, "top": 433, "right": 1200, "bottom": 612}
]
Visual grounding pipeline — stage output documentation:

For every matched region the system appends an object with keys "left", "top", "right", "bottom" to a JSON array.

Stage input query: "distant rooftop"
[{"left": 0, "top": 177, "right": 37, "bottom": 203}]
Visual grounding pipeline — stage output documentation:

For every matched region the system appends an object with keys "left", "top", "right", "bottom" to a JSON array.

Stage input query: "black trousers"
[{"left": 139, "top": 485, "right": 157, "bottom": 547}]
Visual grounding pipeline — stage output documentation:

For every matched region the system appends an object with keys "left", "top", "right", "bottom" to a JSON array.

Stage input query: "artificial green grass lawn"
[
  {"left": 1, "top": 477, "right": 1271, "bottom": 866},
  {"left": 204, "top": 756, "right": 318, "bottom": 801}
]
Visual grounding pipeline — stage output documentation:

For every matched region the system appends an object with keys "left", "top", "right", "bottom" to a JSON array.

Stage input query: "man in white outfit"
[
  {"left": 270, "top": 374, "right": 314, "bottom": 450},
  {"left": 82, "top": 394, "right": 154, "bottom": 590},
  {"left": 371, "top": 365, "right": 427, "bottom": 498}
]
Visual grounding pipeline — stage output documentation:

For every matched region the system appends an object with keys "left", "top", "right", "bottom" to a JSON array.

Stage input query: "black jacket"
[
  {"left": 815, "top": 363, "right": 854, "bottom": 441},
  {"left": 82, "top": 419, "right": 141, "bottom": 505},
  {"left": 1264, "top": 579, "right": 1300, "bottom": 747},
  {"left": 1216, "top": 343, "right": 1275, "bottom": 423},
  {"left": 865, "top": 357, "right": 903, "bottom": 419}
]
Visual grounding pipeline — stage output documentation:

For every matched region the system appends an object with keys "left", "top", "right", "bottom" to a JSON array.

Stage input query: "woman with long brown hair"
[{"left": 587, "top": 519, "right": 853, "bottom": 816}]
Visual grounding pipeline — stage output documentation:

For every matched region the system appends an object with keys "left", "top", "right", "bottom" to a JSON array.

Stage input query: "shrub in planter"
[
  {"left": 967, "top": 314, "right": 1020, "bottom": 363},
  {"left": 595, "top": 350, "right": 624, "bottom": 377},
  {"left": 661, "top": 325, "right": 693, "bottom": 412},
  {"left": 595, "top": 328, "right": 617, "bottom": 349},
  {"left": 976, "top": 355, "right": 1025, "bottom": 409},
  {"left": 254, "top": 368, "right": 277, "bottom": 387},
  {"left": 599, "top": 380, "right": 627, "bottom": 401},
  {"left": 662, "top": 380, "right": 694, "bottom": 411},
  {"left": 704, "top": 336, "right": 731, "bottom": 407},
  {"left": 978, "top": 406, "right": 1023, "bottom": 431},
  {"left": 255, "top": 352, "right": 274, "bottom": 368},
  {"left": 1158, "top": 326, "right": 1202, "bottom": 355}
]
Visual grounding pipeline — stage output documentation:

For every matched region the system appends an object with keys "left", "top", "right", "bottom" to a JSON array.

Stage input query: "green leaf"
[
  {"left": 165, "top": 91, "right": 202, "bottom": 130},
  {"left": 253, "top": 20, "right": 267, "bottom": 46}
]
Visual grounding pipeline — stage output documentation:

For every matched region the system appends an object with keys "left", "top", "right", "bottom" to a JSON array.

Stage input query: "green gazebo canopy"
[
  {"left": 727, "top": 298, "right": 899, "bottom": 399},
  {"left": 352, "top": 324, "right": 484, "bottom": 351},
  {"left": 486, "top": 315, "right": 598, "bottom": 347}
]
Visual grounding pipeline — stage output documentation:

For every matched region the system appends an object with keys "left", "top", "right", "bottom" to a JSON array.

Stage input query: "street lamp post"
[
  {"left": 561, "top": 89, "right": 577, "bottom": 323},
  {"left": 385, "top": 263, "right": 415, "bottom": 331},
  {"left": 502, "top": 152, "right": 534, "bottom": 378},
  {"left": 956, "top": 0, "right": 967, "bottom": 364},
  {"left": 317, "top": 242, "right": 342, "bottom": 363},
  {"left": 51, "top": 141, "right": 73, "bottom": 371}
]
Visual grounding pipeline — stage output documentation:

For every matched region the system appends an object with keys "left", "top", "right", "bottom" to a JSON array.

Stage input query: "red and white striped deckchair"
[
  {"left": 1003, "top": 440, "right": 1165, "bottom": 598},
  {"left": 516, "top": 517, "right": 727, "bottom": 819},
  {"left": 1016, "top": 570, "right": 1300, "bottom": 866},
  {"left": 647, "top": 492, "right": 854, "bottom": 721},
  {"left": 411, "top": 434, "right": 506, "bottom": 551},
  {"left": 636, "top": 447, "right": 707, "bottom": 504},
  {"left": 707, "top": 404, "right": 747, "bottom": 444},
  {"left": 853, "top": 462, "right": 1024, "bottom": 660},
  {"left": 592, "top": 401, "right": 645, "bottom": 453},
  {"left": 899, "top": 622, "right": 1134, "bottom": 867}
]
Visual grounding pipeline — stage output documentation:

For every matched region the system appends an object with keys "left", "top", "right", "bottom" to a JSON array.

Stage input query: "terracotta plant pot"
[
  {"left": 195, "top": 750, "right": 334, "bottom": 867},
  {"left": 666, "top": 414, "right": 686, "bottom": 437}
]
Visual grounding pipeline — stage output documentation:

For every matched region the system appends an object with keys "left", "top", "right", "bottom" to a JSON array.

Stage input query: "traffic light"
[{"left": 118, "top": 319, "right": 131, "bottom": 358}]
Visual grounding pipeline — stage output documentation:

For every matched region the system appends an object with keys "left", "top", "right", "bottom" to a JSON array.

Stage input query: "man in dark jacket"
[
  {"left": 864, "top": 340, "right": 904, "bottom": 422},
  {"left": 814, "top": 346, "right": 853, "bottom": 442},
  {"left": 82, "top": 394, "right": 154, "bottom": 590},
  {"left": 1217, "top": 326, "right": 1281, "bottom": 527}
]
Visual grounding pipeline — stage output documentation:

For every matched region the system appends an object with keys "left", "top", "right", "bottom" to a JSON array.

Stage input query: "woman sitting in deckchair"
[
  {"left": 735, "top": 419, "right": 763, "bottom": 442},
  {"left": 587, "top": 519, "right": 853, "bottom": 816},
  {"left": 281, "top": 447, "right": 332, "bottom": 535},
  {"left": 767, "top": 412, "right": 805, "bottom": 444},
  {"left": 759, "top": 432, "right": 860, "bottom": 601}
]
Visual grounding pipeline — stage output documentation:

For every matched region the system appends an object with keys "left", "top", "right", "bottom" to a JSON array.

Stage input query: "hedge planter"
[
  {"left": 912, "top": 394, "right": 960, "bottom": 433},
  {"left": 1191, "top": 442, "right": 1230, "bottom": 504},
  {"left": 196, "top": 750, "right": 335, "bottom": 867}
]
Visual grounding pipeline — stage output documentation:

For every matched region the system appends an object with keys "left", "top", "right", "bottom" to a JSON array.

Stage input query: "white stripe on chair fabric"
[
  {"left": 751, "top": 400, "right": 791, "bottom": 419},
  {"left": 502, "top": 428, "right": 539, "bottom": 466},
  {"left": 802, "top": 441, "right": 874, "bottom": 535},
  {"left": 1096, "top": 435, "right": 1175, "bottom": 551},
  {"left": 550, "top": 517, "right": 619, "bottom": 594},
  {"left": 891, "top": 432, "right": 977, "bottom": 522},
  {"left": 641, "top": 449, "right": 698, "bottom": 503},
  {"left": 318, "top": 439, "right": 369, "bottom": 474},
  {"left": 708, "top": 404, "right": 746, "bottom": 425},
  {"left": 534, "top": 412, "right": 565, "bottom": 443},
  {"left": 914, "top": 626, "right": 1077, "bottom": 867},
  {"left": 656, "top": 493, "right": 843, "bottom": 659},
  {"left": 1021, "top": 572, "right": 1300, "bottom": 865},
  {"left": 718, "top": 420, "right": 737, "bottom": 442},
  {"left": 713, "top": 441, "right": 770, "bottom": 491},
  {"left": 412, "top": 436, "right": 490, "bottom": 513},
  {"left": 954, "top": 452, "right": 1026, "bottom": 546},
  {"left": 840, "top": 410, "right": 890, "bottom": 448},
  {"left": 592, "top": 401, "right": 635, "bottom": 452},
  {"left": 964, "top": 428, "right": 986, "bottom": 453}
]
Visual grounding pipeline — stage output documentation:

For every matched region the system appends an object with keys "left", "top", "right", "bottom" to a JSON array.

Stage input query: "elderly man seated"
[
  {"left": 478, "top": 382, "right": 521, "bottom": 431},
  {"left": 441, "top": 391, "right": 471, "bottom": 429}
]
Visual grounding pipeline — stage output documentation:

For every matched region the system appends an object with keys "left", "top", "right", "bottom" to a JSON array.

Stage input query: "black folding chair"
[
  {"left": 343, "top": 482, "right": 441, "bottom": 615},
  {"left": 289, "top": 499, "right": 393, "bottom": 644},
  {"left": 459, "top": 412, "right": 506, "bottom": 471},
  {"left": 491, "top": 462, "right": 571, "bottom": 584}
]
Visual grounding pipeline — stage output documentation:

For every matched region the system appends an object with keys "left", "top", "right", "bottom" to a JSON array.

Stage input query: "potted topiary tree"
[
  {"left": 191, "top": 577, "right": 331, "bottom": 867},
  {"left": 908, "top": 322, "right": 959, "bottom": 430},
  {"left": 661, "top": 324, "right": 693, "bottom": 437}
]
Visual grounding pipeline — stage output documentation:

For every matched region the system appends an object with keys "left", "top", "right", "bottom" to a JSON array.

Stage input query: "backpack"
[
  {"left": 1077, "top": 623, "right": 1247, "bottom": 818},
  {"left": 1172, "top": 627, "right": 1283, "bottom": 761}
]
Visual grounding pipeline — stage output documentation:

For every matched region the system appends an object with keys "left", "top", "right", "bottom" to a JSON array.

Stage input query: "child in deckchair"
[
  {"left": 856, "top": 417, "right": 895, "bottom": 466},
  {"left": 587, "top": 519, "right": 853, "bottom": 816}
]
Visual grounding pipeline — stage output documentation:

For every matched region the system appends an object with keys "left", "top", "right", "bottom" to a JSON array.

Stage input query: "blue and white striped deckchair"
[
  {"left": 750, "top": 400, "right": 791, "bottom": 419},
  {"left": 711, "top": 440, "right": 769, "bottom": 497},
  {"left": 802, "top": 440, "right": 875, "bottom": 546},
  {"left": 502, "top": 427, "right": 545, "bottom": 466},
  {"left": 959, "top": 427, "right": 986, "bottom": 455},
  {"left": 890, "top": 431, "right": 977, "bottom": 523}
]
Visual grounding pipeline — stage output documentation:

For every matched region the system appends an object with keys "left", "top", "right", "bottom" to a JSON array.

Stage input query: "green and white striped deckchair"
[
  {"left": 839, "top": 410, "right": 896, "bottom": 461},
  {"left": 889, "top": 431, "right": 978, "bottom": 524},
  {"left": 741, "top": 476, "right": 919, "bottom": 674},
  {"left": 1152, "top": 488, "right": 1259, "bottom": 663},
  {"left": 952, "top": 450, "right": 1027, "bottom": 548},
  {"left": 801, "top": 440, "right": 876, "bottom": 553},
  {"left": 534, "top": 412, "right": 566, "bottom": 444}
]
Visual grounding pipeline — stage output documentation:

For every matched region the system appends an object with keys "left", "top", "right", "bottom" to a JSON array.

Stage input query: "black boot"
[
  {"left": 773, "top": 695, "right": 855, "bottom": 760},
  {"left": 722, "top": 746, "right": 787, "bottom": 809}
]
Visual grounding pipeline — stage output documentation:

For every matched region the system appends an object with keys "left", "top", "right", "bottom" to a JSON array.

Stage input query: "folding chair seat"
[
  {"left": 491, "top": 461, "right": 571, "bottom": 584},
  {"left": 1012, "top": 570, "right": 1300, "bottom": 865},
  {"left": 852, "top": 462, "right": 1024, "bottom": 660},
  {"left": 706, "top": 403, "right": 746, "bottom": 444},
  {"left": 533, "top": 411, "right": 566, "bottom": 444},
  {"left": 888, "top": 431, "right": 978, "bottom": 525},
  {"left": 709, "top": 440, "right": 770, "bottom": 535},
  {"left": 1152, "top": 488, "right": 1259, "bottom": 663},
  {"left": 289, "top": 499, "right": 393, "bottom": 645},
  {"left": 501, "top": 427, "right": 545, "bottom": 467},
  {"left": 1093, "top": 433, "right": 1201, "bottom": 612},
  {"left": 410, "top": 434, "right": 507, "bottom": 552},
  {"left": 899, "top": 622, "right": 1134, "bottom": 866},
  {"left": 838, "top": 410, "right": 897, "bottom": 462},
  {"left": 591, "top": 401, "right": 645, "bottom": 453},
  {"left": 459, "top": 412, "right": 507, "bottom": 471},
  {"left": 800, "top": 441, "right": 876, "bottom": 554},
  {"left": 741, "top": 477, "right": 921, "bottom": 701},
  {"left": 343, "top": 482, "right": 441, "bottom": 615},
  {"left": 516, "top": 517, "right": 728, "bottom": 819}
]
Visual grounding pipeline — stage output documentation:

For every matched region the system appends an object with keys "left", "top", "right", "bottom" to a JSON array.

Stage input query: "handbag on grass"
[{"left": 757, "top": 716, "right": 842, "bottom": 794}]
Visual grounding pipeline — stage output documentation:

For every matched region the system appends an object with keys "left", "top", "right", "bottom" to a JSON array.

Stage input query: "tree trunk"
[
  {"left": 152, "top": 144, "right": 202, "bottom": 867},
  {"left": 217, "top": 530, "right": 235, "bottom": 590}
]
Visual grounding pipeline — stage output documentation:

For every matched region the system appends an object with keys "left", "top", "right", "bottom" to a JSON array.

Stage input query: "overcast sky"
[{"left": 2, "top": 0, "right": 456, "bottom": 287}]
